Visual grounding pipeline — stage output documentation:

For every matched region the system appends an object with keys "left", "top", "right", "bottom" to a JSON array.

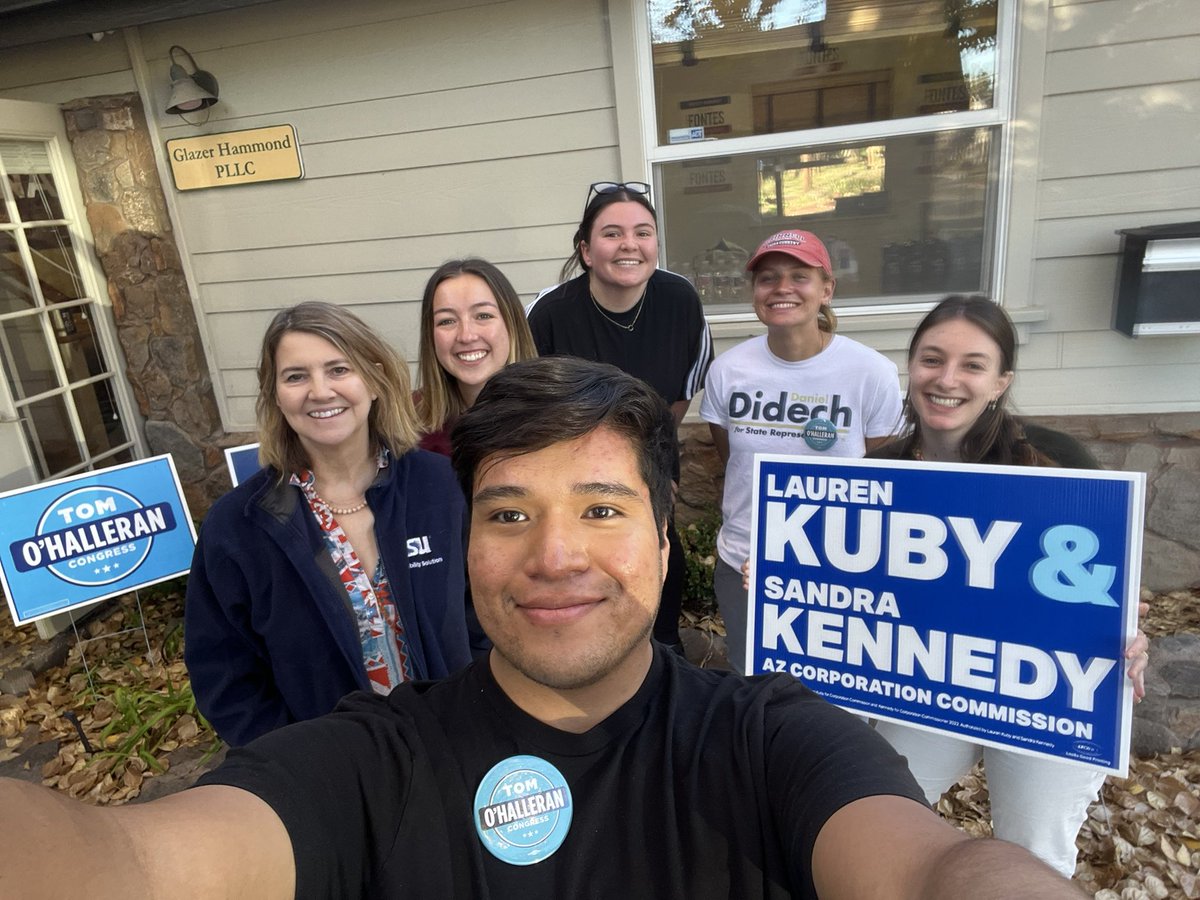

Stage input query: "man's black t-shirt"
[{"left": 200, "top": 647, "right": 925, "bottom": 899}]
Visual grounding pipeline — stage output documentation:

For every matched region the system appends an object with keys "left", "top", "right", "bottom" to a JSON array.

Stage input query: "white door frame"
[{"left": 1, "top": 97, "right": 148, "bottom": 636}]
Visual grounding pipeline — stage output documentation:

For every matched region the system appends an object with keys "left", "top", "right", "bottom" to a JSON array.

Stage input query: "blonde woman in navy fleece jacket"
[{"left": 185, "top": 302, "right": 478, "bottom": 747}]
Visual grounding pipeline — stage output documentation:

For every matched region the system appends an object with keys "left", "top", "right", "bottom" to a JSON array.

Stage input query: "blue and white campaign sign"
[
  {"left": 224, "top": 442, "right": 262, "bottom": 487},
  {"left": 749, "top": 455, "right": 1144, "bottom": 774},
  {"left": 0, "top": 455, "right": 197, "bottom": 626}
]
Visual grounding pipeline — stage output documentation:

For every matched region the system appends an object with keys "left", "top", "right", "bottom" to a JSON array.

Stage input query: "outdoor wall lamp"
[{"left": 164, "top": 45, "right": 219, "bottom": 116}]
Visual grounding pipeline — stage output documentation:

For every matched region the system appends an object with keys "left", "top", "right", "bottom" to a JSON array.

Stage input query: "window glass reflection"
[
  {"left": 21, "top": 392, "right": 83, "bottom": 477},
  {"left": 759, "top": 145, "right": 886, "bottom": 218},
  {"left": 7, "top": 172, "right": 64, "bottom": 222},
  {"left": 0, "top": 139, "right": 65, "bottom": 220},
  {"left": 26, "top": 226, "right": 85, "bottom": 302},
  {"left": 74, "top": 380, "right": 129, "bottom": 457},
  {"left": 98, "top": 447, "right": 136, "bottom": 468},
  {"left": 0, "top": 314, "right": 56, "bottom": 401},
  {"left": 649, "top": 0, "right": 997, "bottom": 144},
  {"left": 660, "top": 126, "right": 997, "bottom": 306},
  {"left": 53, "top": 304, "right": 109, "bottom": 383},
  {"left": 0, "top": 232, "right": 36, "bottom": 313}
]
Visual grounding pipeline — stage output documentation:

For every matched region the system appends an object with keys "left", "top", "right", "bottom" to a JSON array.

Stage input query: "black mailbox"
[{"left": 1112, "top": 221, "right": 1200, "bottom": 337}]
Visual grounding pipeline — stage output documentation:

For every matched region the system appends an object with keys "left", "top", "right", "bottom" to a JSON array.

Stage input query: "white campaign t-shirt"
[{"left": 700, "top": 334, "right": 902, "bottom": 567}]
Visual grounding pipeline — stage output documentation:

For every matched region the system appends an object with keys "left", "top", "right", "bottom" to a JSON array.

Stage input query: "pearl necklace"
[
  {"left": 316, "top": 494, "right": 368, "bottom": 516},
  {"left": 590, "top": 287, "right": 647, "bottom": 332}
]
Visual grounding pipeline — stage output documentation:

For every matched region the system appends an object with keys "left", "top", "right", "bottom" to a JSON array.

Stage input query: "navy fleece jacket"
[{"left": 184, "top": 448, "right": 476, "bottom": 746}]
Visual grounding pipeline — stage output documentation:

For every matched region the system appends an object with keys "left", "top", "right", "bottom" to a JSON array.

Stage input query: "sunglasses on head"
[{"left": 585, "top": 181, "right": 651, "bottom": 207}]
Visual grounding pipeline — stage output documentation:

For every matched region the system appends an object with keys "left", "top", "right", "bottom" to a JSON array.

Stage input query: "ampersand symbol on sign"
[{"left": 1030, "top": 525, "right": 1118, "bottom": 607}]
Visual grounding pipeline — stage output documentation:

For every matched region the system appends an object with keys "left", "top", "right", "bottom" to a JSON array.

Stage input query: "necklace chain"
[
  {"left": 311, "top": 459, "right": 377, "bottom": 516},
  {"left": 314, "top": 491, "right": 368, "bottom": 516},
  {"left": 590, "top": 287, "right": 647, "bottom": 332}
]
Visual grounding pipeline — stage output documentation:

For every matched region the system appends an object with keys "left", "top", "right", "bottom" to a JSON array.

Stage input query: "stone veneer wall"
[
  {"left": 677, "top": 412, "right": 1200, "bottom": 592},
  {"left": 1136, "top": 632, "right": 1200, "bottom": 755},
  {"left": 59, "top": 94, "right": 235, "bottom": 516}
]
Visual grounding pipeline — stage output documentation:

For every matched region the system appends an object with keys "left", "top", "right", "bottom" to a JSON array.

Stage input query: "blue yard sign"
[
  {"left": 224, "top": 442, "right": 262, "bottom": 487},
  {"left": 749, "top": 455, "right": 1144, "bottom": 774},
  {"left": 0, "top": 455, "right": 197, "bottom": 626}
]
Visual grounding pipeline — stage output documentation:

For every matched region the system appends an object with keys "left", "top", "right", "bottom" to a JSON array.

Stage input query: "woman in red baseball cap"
[{"left": 699, "top": 230, "right": 903, "bottom": 673}]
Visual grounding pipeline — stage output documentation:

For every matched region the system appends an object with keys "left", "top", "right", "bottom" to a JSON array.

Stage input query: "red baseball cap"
[{"left": 746, "top": 230, "right": 832, "bottom": 275}]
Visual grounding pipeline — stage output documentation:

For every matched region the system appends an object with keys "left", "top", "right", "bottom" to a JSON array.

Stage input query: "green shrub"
[{"left": 678, "top": 508, "right": 722, "bottom": 619}]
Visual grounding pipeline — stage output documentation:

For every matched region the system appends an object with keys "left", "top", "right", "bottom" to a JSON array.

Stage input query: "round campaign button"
[
  {"left": 474, "top": 755, "right": 573, "bottom": 866},
  {"left": 803, "top": 417, "right": 838, "bottom": 451}
]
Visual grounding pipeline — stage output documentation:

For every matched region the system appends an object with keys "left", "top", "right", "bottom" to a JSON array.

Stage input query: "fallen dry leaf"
[
  {"left": 2, "top": 588, "right": 219, "bottom": 805},
  {"left": 868, "top": 590, "right": 1200, "bottom": 898}
]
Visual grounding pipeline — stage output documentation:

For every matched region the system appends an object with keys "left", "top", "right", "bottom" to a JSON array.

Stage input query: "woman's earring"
[{"left": 988, "top": 399, "right": 998, "bottom": 411}]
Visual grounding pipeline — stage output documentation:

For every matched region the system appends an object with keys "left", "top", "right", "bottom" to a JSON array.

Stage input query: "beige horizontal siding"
[
  {"left": 0, "top": 33, "right": 132, "bottom": 90},
  {"left": 1040, "top": 82, "right": 1200, "bottom": 180},
  {"left": 1044, "top": 34, "right": 1200, "bottom": 95},
  {"left": 1037, "top": 208, "right": 1200, "bottom": 259},
  {"left": 199, "top": 257, "right": 559, "bottom": 318},
  {"left": 1040, "top": 168, "right": 1200, "bottom": 220},
  {"left": 173, "top": 144, "right": 617, "bottom": 252},
  {"left": 191, "top": 223, "right": 569, "bottom": 285},
  {"left": 158, "top": 0, "right": 616, "bottom": 430},
  {"left": 1025, "top": 256, "right": 1120, "bottom": 333},
  {"left": 1010, "top": 363, "right": 1200, "bottom": 414},
  {"left": 1048, "top": 0, "right": 1197, "bottom": 52},
  {"left": 1017, "top": 0, "right": 1200, "bottom": 415},
  {"left": 143, "top": 0, "right": 611, "bottom": 130}
]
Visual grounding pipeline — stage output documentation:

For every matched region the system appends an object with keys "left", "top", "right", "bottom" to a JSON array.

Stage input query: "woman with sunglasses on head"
[
  {"left": 185, "top": 302, "right": 476, "bottom": 748},
  {"left": 527, "top": 181, "right": 713, "bottom": 654},
  {"left": 414, "top": 258, "right": 537, "bottom": 456},
  {"left": 870, "top": 294, "right": 1150, "bottom": 876},
  {"left": 700, "top": 230, "right": 903, "bottom": 674}
]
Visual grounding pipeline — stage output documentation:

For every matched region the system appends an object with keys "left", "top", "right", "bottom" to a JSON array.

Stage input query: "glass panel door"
[{"left": 0, "top": 133, "right": 137, "bottom": 488}]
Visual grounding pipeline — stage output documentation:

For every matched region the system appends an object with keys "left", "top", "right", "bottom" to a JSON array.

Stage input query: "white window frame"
[{"left": 607, "top": 0, "right": 1040, "bottom": 332}]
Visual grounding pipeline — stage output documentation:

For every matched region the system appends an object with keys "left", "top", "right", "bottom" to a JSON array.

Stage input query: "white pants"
[{"left": 875, "top": 722, "right": 1106, "bottom": 877}]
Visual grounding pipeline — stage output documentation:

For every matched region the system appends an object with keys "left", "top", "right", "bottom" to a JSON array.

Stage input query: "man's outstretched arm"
[
  {"left": 0, "top": 780, "right": 294, "bottom": 899},
  {"left": 812, "top": 795, "right": 1086, "bottom": 900}
]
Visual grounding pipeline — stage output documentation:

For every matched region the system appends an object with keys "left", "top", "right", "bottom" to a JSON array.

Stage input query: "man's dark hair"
[{"left": 451, "top": 357, "right": 677, "bottom": 534}]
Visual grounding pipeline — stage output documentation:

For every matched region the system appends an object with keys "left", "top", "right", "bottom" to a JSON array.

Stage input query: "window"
[
  {"left": 0, "top": 139, "right": 136, "bottom": 480},
  {"left": 643, "top": 0, "right": 1006, "bottom": 314}
]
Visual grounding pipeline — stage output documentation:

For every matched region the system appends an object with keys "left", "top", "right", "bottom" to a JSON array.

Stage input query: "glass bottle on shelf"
[{"left": 691, "top": 238, "right": 748, "bottom": 304}]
